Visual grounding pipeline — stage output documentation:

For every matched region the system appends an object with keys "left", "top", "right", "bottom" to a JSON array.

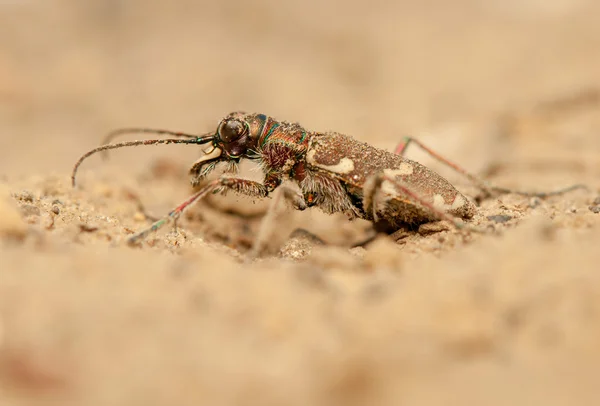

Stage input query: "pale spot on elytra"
[
  {"left": 384, "top": 162, "right": 414, "bottom": 177},
  {"left": 433, "top": 194, "right": 447, "bottom": 210},
  {"left": 307, "top": 149, "right": 355, "bottom": 174},
  {"left": 451, "top": 194, "right": 466, "bottom": 210},
  {"left": 433, "top": 193, "right": 468, "bottom": 213},
  {"left": 377, "top": 163, "right": 415, "bottom": 200}
]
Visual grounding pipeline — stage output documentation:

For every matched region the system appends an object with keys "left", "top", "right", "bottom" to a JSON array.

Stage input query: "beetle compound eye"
[{"left": 219, "top": 120, "right": 245, "bottom": 143}]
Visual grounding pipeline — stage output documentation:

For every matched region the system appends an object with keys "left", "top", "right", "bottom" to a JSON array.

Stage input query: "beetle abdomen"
[{"left": 306, "top": 132, "right": 475, "bottom": 224}]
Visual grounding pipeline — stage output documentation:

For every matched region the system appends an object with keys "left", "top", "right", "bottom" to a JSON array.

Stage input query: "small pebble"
[
  {"left": 589, "top": 205, "right": 600, "bottom": 214},
  {"left": 51, "top": 206, "right": 60, "bottom": 215},
  {"left": 529, "top": 197, "right": 541, "bottom": 208},
  {"left": 487, "top": 214, "right": 513, "bottom": 224},
  {"left": 280, "top": 235, "right": 320, "bottom": 260},
  {"left": 79, "top": 224, "right": 99, "bottom": 233}
]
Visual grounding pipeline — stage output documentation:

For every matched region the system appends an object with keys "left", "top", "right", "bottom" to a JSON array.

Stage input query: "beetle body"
[
  {"left": 71, "top": 111, "right": 585, "bottom": 247},
  {"left": 190, "top": 112, "right": 475, "bottom": 229}
]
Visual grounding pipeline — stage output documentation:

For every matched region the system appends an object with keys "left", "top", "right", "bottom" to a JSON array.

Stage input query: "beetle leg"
[
  {"left": 394, "top": 136, "right": 586, "bottom": 198},
  {"left": 249, "top": 182, "right": 306, "bottom": 259},
  {"left": 363, "top": 173, "right": 484, "bottom": 233},
  {"left": 127, "top": 176, "right": 268, "bottom": 245}
]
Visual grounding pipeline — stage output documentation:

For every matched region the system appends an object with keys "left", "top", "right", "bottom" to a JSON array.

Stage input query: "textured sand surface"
[{"left": 1, "top": 1, "right": 600, "bottom": 405}]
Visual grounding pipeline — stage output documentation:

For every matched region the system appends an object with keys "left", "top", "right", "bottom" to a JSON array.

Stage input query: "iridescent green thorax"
[
  {"left": 261, "top": 122, "right": 280, "bottom": 146},
  {"left": 257, "top": 118, "right": 309, "bottom": 152}
]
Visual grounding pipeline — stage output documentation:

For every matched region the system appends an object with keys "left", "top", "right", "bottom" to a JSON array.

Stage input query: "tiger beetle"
[{"left": 71, "top": 111, "right": 584, "bottom": 253}]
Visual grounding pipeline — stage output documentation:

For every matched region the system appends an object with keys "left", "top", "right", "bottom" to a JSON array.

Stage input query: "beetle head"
[{"left": 212, "top": 111, "right": 260, "bottom": 159}]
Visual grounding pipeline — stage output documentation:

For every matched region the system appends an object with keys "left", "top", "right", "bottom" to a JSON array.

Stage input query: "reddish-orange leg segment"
[
  {"left": 127, "top": 177, "right": 268, "bottom": 245},
  {"left": 394, "top": 136, "right": 586, "bottom": 198}
]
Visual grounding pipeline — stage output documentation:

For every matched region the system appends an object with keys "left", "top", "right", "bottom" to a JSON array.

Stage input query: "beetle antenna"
[
  {"left": 72, "top": 136, "right": 215, "bottom": 187},
  {"left": 100, "top": 128, "right": 201, "bottom": 160}
]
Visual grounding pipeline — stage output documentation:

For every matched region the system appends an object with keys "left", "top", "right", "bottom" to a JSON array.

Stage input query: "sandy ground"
[{"left": 2, "top": 1, "right": 600, "bottom": 405}]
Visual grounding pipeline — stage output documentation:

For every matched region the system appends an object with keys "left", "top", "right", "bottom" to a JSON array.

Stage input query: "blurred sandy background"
[{"left": 1, "top": 0, "right": 600, "bottom": 405}]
